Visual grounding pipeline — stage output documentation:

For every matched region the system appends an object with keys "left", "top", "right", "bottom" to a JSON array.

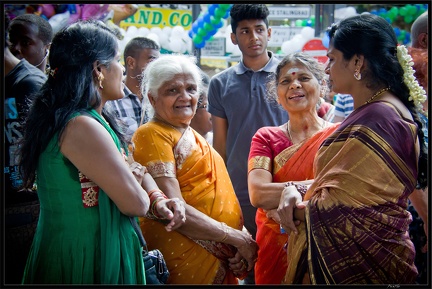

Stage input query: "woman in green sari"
[{"left": 18, "top": 20, "right": 185, "bottom": 284}]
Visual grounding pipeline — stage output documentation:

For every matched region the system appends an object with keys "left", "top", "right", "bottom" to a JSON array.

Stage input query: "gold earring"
[
  {"left": 98, "top": 73, "right": 104, "bottom": 89},
  {"left": 354, "top": 69, "right": 361, "bottom": 81}
]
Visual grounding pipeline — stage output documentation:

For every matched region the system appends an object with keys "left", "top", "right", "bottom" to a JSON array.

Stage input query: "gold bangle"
[{"left": 218, "top": 222, "right": 229, "bottom": 243}]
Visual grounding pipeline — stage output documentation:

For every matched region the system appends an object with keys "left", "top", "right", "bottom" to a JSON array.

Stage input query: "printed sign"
[
  {"left": 268, "top": 26, "right": 302, "bottom": 47},
  {"left": 121, "top": 7, "right": 192, "bottom": 29},
  {"left": 268, "top": 6, "right": 311, "bottom": 20},
  {"left": 201, "top": 37, "right": 226, "bottom": 56}
]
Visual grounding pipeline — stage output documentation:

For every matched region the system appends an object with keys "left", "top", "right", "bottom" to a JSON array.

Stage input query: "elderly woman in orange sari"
[
  {"left": 247, "top": 52, "right": 339, "bottom": 284},
  {"left": 131, "top": 54, "right": 258, "bottom": 284}
]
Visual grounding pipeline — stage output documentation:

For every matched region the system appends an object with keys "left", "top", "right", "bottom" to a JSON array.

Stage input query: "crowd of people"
[{"left": 4, "top": 4, "right": 429, "bottom": 285}]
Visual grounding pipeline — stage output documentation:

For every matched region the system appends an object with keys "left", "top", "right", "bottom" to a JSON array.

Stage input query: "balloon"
[
  {"left": 195, "top": 41, "right": 205, "bottom": 49},
  {"left": 197, "top": 28, "right": 207, "bottom": 37},
  {"left": 404, "top": 15, "right": 413, "bottom": 23},
  {"left": 138, "top": 27, "right": 150, "bottom": 37},
  {"left": 169, "top": 38, "right": 183, "bottom": 53},
  {"left": 295, "top": 19, "right": 303, "bottom": 26},
  {"left": 393, "top": 27, "right": 401, "bottom": 37},
  {"left": 204, "top": 22, "right": 214, "bottom": 32},
  {"left": 399, "top": 7, "right": 407, "bottom": 16},
  {"left": 301, "top": 27, "right": 315, "bottom": 41},
  {"left": 219, "top": 4, "right": 232, "bottom": 11},
  {"left": 345, "top": 6, "right": 357, "bottom": 17},
  {"left": 207, "top": 4, "right": 217, "bottom": 16},
  {"left": 188, "top": 29, "right": 194, "bottom": 38},
  {"left": 193, "top": 35, "right": 203, "bottom": 44},
  {"left": 215, "top": 8, "right": 226, "bottom": 18},
  {"left": 321, "top": 34, "right": 330, "bottom": 48},
  {"left": 146, "top": 32, "right": 160, "bottom": 44},
  {"left": 126, "top": 25, "right": 138, "bottom": 37},
  {"left": 150, "top": 27, "right": 162, "bottom": 35},
  {"left": 172, "top": 25, "right": 185, "bottom": 35},
  {"left": 192, "top": 22, "right": 200, "bottom": 34},
  {"left": 223, "top": 9, "right": 230, "bottom": 19},
  {"left": 389, "top": 6, "right": 399, "bottom": 18},
  {"left": 210, "top": 16, "right": 221, "bottom": 26}
]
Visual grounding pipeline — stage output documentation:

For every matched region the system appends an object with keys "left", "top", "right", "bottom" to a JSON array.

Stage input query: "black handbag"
[{"left": 129, "top": 217, "right": 170, "bottom": 284}]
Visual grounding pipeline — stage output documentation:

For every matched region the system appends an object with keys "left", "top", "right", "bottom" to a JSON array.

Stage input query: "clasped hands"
[
  {"left": 228, "top": 228, "right": 258, "bottom": 278},
  {"left": 265, "top": 185, "right": 309, "bottom": 236},
  {"left": 129, "top": 161, "right": 186, "bottom": 231}
]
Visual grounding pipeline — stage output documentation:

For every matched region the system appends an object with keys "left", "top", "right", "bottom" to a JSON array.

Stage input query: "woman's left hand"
[
  {"left": 155, "top": 198, "right": 186, "bottom": 231},
  {"left": 265, "top": 209, "right": 281, "bottom": 224},
  {"left": 277, "top": 186, "right": 304, "bottom": 235},
  {"left": 228, "top": 251, "right": 249, "bottom": 278},
  {"left": 129, "top": 161, "right": 146, "bottom": 184}
]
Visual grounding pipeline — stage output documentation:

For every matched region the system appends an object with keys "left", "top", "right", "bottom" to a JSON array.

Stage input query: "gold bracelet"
[{"left": 218, "top": 222, "right": 229, "bottom": 243}]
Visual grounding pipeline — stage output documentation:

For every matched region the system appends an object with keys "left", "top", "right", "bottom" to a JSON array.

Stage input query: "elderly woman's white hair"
[{"left": 140, "top": 54, "right": 203, "bottom": 121}]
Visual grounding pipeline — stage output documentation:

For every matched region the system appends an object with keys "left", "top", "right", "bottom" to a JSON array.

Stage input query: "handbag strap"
[{"left": 129, "top": 216, "right": 149, "bottom": 252}]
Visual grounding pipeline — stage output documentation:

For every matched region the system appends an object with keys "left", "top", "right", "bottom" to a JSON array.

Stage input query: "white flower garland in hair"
[{"left": 396, "top": 45, "right": 427, "bottom": 114}]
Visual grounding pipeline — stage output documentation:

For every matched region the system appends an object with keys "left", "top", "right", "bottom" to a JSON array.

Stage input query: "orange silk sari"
[
  {"left": 248, "top": 123, "right": 339, "bottom": 284},
  {"left": 132, "top": 120, "right": 243, "bottom": 284}
]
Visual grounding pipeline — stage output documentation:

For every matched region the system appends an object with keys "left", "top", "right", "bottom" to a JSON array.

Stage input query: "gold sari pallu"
[{"left": 133, "top": 121, "right": 243, "bottom": 284}]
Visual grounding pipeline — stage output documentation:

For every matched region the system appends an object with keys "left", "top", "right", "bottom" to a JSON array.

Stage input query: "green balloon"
[
  {"left": 210, "top": 16, "right": 221, "bottom": 25},
  {"left": 197, "top": 28, "right": 207, "bottom": 37},
  {"left": 219, "top": 4, "right": 231, "bottom": 11},
  {"left": 204, "top": 22, "right": 214, "bottom": 31},
  {"left": 193, "top": 35, "right": 203, "bottom": 44},
  {"left": 215, "top": 8, "right": 225, "bottom": 18},
  {"left": 404, "top": 15, "right": 413, "bottom": 23},
  {"left": 295, "top": 19, "right": 303, "bottom": 26},
  {"left": 389, "top": 6, "right": 398, "bottom": 18}
]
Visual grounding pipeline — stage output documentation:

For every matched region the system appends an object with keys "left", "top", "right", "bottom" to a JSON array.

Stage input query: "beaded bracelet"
[{"left": 284, "top": 182, "right": 308, "bottom": 196}]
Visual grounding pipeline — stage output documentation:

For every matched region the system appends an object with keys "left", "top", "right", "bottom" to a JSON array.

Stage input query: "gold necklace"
[
  {"left": 365, "top": 87, "right": 390, "bottom": 104},
  {"left": 286, "top": 119, "right": 326, "bottom": 143}
]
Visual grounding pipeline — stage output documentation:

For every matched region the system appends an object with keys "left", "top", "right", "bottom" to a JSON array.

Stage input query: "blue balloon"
[
  {"left": 192, "top": 22, "right": 199, "bottom": 34},
  {"left": 370, "top": 9, "right": 378, "bottom": 15},
  {"left": 208, "top": 4, "right": 217, "bottom": 16},
  {"left": 223, "top": 9, "right": 230, "bottom": 19},
  {"left": 204, "top": 13, "right": 212, "bottom": 23},
  {"left": 322, "top": 34, "right": 330, "bottom": 48},
  {"left": 378, "top": 8, "right": 387, "bottom": 14},
  {"left": 195, "top": 41, "right": 206, "bottom": 49},
  {"left": 393, "top": 27, "right": 401, "bottom": 37},
  {"left": 188, "top": 29, "right": 194, "bottom": 38}
]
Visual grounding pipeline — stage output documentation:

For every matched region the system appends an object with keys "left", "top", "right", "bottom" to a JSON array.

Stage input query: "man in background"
[
  {"left": 107, "top": 37, "right": 160, "bottom": 141},
  {"left": 207, "top": 4, "right": 288, "bottom": 284},
  {"left": 8, "top": 13, "right": 53, "bottom": 73},
  {"left": 4, "top": 12, "right": 47, "bottom": 284}
]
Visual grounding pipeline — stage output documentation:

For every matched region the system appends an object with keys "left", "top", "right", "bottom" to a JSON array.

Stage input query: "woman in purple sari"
[{"left": 278, "top": 14, "right": 428, "bottom": 284}]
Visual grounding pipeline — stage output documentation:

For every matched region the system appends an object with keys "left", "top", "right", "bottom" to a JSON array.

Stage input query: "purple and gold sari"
[{"left": 284, "top": 101, "right": 419, "bottom": 284}]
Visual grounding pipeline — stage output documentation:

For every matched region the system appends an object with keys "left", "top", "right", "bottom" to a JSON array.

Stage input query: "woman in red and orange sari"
[
  {"left": 247, "top": 53, "right": 339, "bottom": 284},
  {"left": 278, "top": 14, "right": 428, "bottom": 284},
  {"left": 132, "top": 54, "right": 258, "bottom": 284}
]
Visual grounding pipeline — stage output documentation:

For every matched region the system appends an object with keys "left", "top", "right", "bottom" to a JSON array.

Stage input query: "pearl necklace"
[
  {"left": 365, "top": 87, "right": 390, "bottom": 105},
  {"left": 286, "top": 119, "right": 325, "bottom": 143}
]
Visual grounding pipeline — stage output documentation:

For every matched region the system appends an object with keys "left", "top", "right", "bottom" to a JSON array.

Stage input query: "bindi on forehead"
[{"left": 287, "top": 67, "right": 300, "bottom": 75}]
